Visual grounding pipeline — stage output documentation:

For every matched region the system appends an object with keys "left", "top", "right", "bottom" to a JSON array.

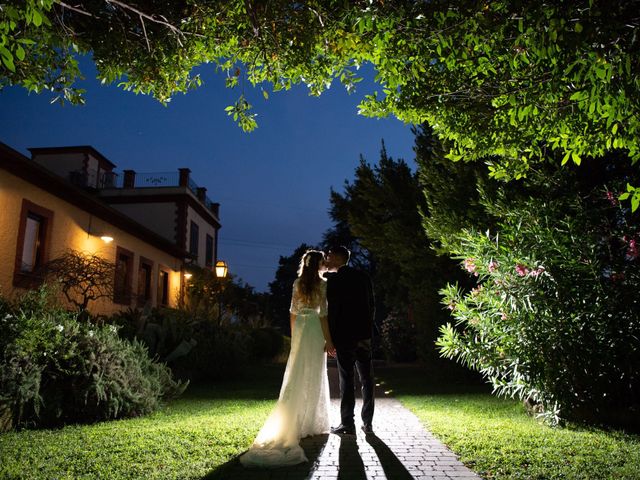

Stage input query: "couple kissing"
[{"left": 240, "top": 246, "right": 375, "bottom": 468}]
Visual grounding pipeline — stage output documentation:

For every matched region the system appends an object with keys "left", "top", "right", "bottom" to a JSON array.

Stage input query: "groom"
[{"left": 325, "top": 245, "right": 375, "bottom": 435}]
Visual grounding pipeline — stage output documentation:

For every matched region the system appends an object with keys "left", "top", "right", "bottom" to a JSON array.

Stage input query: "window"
[
  {"left": 21, "top": 214, "right": 44, "bottom": 272},
  {"left": 158, "top": 268, "right": 170, "bottom": 307},
  {"left": 205, "top": 234, "right": 214, "bottom": 267},
  {"left": 114, "top": 247, "right": 134, "bottom": 305},
  {"left": 13, "top": 199, "right": 53, "bottom": 288},
  {"left": 189, "top": 221, "right": 199, "bottom": 259},
  {"left": 137, "top": 258, "right": 153, "bottom": 307}
]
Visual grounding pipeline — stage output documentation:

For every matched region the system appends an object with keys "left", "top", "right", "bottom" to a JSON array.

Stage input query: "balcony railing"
[
  {"left": 134, "top": 172, "right": 180, "bottom": 188},
  {"left": 95, "top": 169, "right": 218, "bottom": 217}
]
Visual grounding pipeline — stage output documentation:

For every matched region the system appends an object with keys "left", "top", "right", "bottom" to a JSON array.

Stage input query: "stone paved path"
[{"left": 205, "top": 364, "right": 482, "bottom": 480}]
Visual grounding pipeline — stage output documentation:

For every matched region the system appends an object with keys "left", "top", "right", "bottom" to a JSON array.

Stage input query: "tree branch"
[
  {"left": 104, "top": 0, "right": 186, "bottom": 45},
  {"left": 54, "top": 1, "right": 96, "bottom": 18},
  {"left": 140, "top": 14, "right": 151, "bottom": 52}
]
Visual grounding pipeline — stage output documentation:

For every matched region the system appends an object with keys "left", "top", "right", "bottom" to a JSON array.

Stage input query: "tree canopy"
[{"left": 2, "top": 1, "right": 639, "bottom": 197}]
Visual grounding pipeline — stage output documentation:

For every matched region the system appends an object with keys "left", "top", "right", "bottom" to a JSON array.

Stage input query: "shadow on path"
[
  {"left": 202, "top": 434, "right": 329, "bottom": 480},
  {"left": 337, "top": 434, "right": 366, "bottom": 480},
  {"left": 365, "top": 433, "right": 413, "bottom": 480}
]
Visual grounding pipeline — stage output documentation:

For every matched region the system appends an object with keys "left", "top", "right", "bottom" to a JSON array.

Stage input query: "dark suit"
[{"left": 326, "top": 265, "right": 375, "bottom": 428}]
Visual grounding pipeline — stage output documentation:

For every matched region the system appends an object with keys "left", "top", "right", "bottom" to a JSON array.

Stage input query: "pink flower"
[
  {"left": 605, "top": 190, "right": 619, "bottom": 207},
  {"left": 627, "top": 238, "right": 638, "bottom": 260},
  {"left": 447, "top": 303, "right": 456, "bottom": 311},
  {"left": 529, "top": 266, "right": 546, "bottom": 278},
  {"left": 471, "top": 285, "right": 483, "bottom": 297},
  {"left": 500, "top": 312, "right": 508, "bottom": 321},
  {"left": 488, "top": 260, "right": 499, "bottom": 273},
  {"left": 515, "top": 264, "right": 530, "bottom": 277},
  {"left": 611, "top": 272, "right": 625, "bottom": 282},
  {"left": 464, "top": 258, "right": 477, "bottom": 273}
]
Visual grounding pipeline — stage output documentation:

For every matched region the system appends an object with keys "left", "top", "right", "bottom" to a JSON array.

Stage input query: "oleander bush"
[
  {"left": 0, "top": 287, "right": 186, "bottom": 431},
  {"left": 435, "top": 158, "right": 640, "bottom": 428}
]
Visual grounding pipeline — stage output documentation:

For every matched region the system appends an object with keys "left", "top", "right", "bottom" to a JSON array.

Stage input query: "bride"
[{"left": 240, "top": 250, "right": 335, "bottom": 467}]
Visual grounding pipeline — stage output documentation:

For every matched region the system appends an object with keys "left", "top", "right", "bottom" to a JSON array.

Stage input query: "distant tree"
[
  {"left": 3, "top": 1, "right": 640, "bottom": 205},
  {"left": 330, "top": 144, "right": 458, "bottom": 358},
  {"left": 185, "top": 266, "right": 269, "bottom": 326},
  {"left": 268, "top": 243, "right": 315, "bottom": 335},
  {"left": 415, "top": 125, "right": 500, "bottom": 255},
  {"left": 42, "top": 249, "right": 115, "bottom": 313}
]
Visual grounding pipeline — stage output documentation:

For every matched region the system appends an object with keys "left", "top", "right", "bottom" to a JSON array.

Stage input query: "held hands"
[{"left": 325, "top": 340, "right": 336, "bottom": 357}]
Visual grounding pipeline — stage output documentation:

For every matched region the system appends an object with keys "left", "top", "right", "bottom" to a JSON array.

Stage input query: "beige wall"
[
  {"left": 0, "top": 171, "right": 183, "bottom": 315},
  {"left": 109, "top": 202, "right": 177, "bottom": 243},
  {"left": 32, "top": 152, "right": 84, "bottom": 180}
]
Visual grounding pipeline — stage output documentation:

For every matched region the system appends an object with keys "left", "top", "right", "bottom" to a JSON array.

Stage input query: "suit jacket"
[{"left": 326, "top": 265, "right": 375, "bottom": 348}]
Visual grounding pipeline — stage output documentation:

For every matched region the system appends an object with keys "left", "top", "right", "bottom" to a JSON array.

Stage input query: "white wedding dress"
[{"left": 240, "top": 279, "right": 331, "bottom": 467}]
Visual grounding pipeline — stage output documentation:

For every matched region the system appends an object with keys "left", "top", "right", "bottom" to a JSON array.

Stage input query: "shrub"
[
  {"left": 248, "top": 327, "right": 285, "bottom": 361},
  {"left": 0, "top": 287, "right": 186, "bottom": 431},
  {"left": 436, "top": 161, "right": 640, "bottom": 427},
  {"left": 380, "top": 311, "right": 417, "bottom": 362},
  {"left": 171, "top": 323, "right": 252, "bottom": 382}
]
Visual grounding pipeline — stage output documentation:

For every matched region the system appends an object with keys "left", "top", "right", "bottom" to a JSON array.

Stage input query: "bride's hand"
[{"left": 325, "top": 341, "right": 336, "bottom": 357}]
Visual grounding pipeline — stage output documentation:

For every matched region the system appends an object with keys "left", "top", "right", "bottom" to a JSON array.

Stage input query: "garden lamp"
[{"left": 215, "top": 260, "right": 228, "bottom": 278}]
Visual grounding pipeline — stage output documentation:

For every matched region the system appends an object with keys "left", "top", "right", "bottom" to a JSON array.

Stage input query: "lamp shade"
[{"left": 215, "top": 260, "right": 228, "bottom": 278}]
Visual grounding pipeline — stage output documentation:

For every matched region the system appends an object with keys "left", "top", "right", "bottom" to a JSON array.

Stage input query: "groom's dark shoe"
[
  {"left": 361, "top": 424, "right": 374, "bottom": 435},
  {"left": 331, "top": 424, "right": 356, "bottom": 435}
]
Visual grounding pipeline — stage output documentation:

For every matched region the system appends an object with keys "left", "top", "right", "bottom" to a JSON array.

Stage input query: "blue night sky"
[{"left": 0, "top": 58, "right": 415, "bottom": 292}]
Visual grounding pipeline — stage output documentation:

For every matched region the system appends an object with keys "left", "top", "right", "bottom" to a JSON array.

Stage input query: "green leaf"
[
  {"left": 574, "top": 22, "right": 583, "bottom": 33},
  {"left": 32, "top": 9, "right": 43, "bottom": 27},
  {"left": 0, "top": 45, "right": 15, "bottom": 72},
  {"left": 632, "top": 194, "right": 639, "bottom": 212},
  {"left": 15, "top": 45, "right": 25, "bottom": 61},
  {"left": 571, "top": 151, "right": 581, "bottom": 165},
  {"left": 262, "top": 89, "right": 269, "bottom": 100},
  {"left": 618, "top": 193, "right": 630, "bottom": 200}
]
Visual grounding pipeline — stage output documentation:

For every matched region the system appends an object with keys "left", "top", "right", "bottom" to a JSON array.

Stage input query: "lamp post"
[{"left": 215, "top": 260, "right": 228, "bottom": 325}]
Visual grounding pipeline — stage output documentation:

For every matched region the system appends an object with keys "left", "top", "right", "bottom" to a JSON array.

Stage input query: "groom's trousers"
[{"left": 336, "top": 339, "right": 375, "bottom": 427}]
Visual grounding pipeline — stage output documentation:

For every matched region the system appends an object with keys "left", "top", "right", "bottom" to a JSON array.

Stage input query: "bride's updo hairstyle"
[{"left": 297, "top": 250, "right": 325, "bottom": 302}]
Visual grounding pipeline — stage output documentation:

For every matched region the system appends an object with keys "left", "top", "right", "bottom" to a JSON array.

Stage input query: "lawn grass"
[
  {"left": 377, "top": 364, "right": 640, "bottom": 480},
  {"left": 3, "top": 362, "right": 640, "bottom": 479},
  {"left": 0, "top": 366, "right": 283, "bottom": 480}
]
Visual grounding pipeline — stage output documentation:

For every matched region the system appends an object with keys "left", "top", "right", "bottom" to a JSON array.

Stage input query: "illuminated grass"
[
  {"left": 380, "top": 365, "right": 640, "bottom": 480},
  {"left": 0, "top": 368, "right": 282, "bottom": 480}
]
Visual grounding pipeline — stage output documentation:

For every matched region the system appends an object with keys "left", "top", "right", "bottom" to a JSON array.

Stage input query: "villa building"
[{"left": 0, "top": 142, "right": 221, "bottom": 315}]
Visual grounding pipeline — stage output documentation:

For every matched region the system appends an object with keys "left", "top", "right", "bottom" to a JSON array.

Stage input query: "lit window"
[
  {"left": 21, "top": 214, "right": 43, "bottom": 272},
  {"left": 13, "top": 199, "right": 53, "bottom": 288}
]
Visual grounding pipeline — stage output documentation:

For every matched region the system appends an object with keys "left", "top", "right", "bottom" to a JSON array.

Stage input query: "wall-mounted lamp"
[
  {"left": 215, "top": 260, "right": 228, "bottom": 279},
  {"left": 184, "top": 272, "right": 193, "bottom": 280},
  {"left": 87, "top": 216, "right": 114, "bottom": 244}
]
